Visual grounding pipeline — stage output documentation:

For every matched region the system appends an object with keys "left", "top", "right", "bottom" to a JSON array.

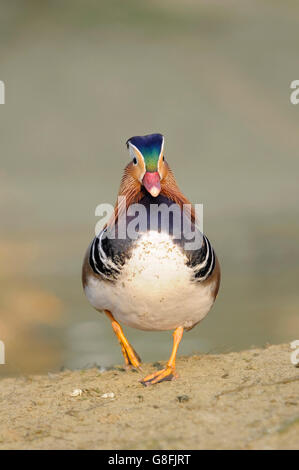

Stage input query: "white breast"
[{"left": 85, "top": 232, "right": 216, "bottom": 331}]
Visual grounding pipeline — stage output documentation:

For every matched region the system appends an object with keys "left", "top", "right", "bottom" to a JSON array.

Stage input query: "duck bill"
[{"left": 142, "top": 171, "right": 161, "bottom": 197}]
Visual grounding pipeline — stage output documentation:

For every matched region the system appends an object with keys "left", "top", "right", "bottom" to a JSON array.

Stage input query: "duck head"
[{"left": 126, "top": 133, "right": 168, "bottom": 197}]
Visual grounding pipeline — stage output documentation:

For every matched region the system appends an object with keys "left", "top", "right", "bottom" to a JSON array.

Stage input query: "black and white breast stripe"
[
  {"left": 89, "top": 229, "right": 132, "bottom": 281},
  {"left": 186, "top": 234, "right": 216, "bottom": 282},
  {"left": 90, "top": 228, "right": 215, "bottom": 283}
]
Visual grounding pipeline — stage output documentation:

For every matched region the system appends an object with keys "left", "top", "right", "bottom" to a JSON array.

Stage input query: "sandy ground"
[{"left": 0, "top": 343, "right": 298, "bottom": 450}]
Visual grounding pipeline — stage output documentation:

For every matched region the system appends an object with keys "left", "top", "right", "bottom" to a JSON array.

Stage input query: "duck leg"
[
  {"left": 140, "top": 326, "right": 184, "bottom": 386},
  {"left": 105, "top": 310, "right": 142, "bottom": 370}
]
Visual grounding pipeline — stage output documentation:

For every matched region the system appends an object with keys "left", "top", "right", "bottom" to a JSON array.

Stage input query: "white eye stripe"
[
  {"left": 157, "top": 136, "right": 165, "bottom": 178},
  {"left": 128, "top": 143, "right": 144, "bottom": 164},
  {"left": 127, "top": 143, "right": 146, "bottom": 182}
]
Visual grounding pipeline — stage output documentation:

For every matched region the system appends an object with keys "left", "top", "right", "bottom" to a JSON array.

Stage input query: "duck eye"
[{"left": 133, "top": 156, "right": 137, "bottom": 165}]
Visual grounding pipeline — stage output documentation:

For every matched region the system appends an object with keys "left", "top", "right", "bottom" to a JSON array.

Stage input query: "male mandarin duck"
[{"left": 82, "top": 133, "right": 220, "bottom": 386}]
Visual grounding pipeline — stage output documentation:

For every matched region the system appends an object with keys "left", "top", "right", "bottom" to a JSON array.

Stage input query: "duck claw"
[{"left": 140, "top": 366, "right": 178, "bottom": 386}]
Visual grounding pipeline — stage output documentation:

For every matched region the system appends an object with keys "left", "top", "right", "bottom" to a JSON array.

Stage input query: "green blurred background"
[{"left": 1, "top": 0, "right": 298, "bottom": 375}]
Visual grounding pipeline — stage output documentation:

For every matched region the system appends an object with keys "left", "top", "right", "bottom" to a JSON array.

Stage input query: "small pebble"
[
  {"left": 177, "top": 395, "right": 190, "bottom": 403},
  {"left": 101, "top": 392, "right": 115, "bottom": 398},
  {"left": 70, "top": 389, "right": 83, "bottom": 397}
]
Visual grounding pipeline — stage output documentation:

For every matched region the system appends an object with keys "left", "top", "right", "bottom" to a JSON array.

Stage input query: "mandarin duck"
[{"left": 82, "top": 134, "right": 220, "bottom": 386}]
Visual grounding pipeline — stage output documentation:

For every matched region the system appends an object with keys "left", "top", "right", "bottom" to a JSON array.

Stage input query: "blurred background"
[{"left": 1, "top": 0, "right": 298, "bottom": 376}]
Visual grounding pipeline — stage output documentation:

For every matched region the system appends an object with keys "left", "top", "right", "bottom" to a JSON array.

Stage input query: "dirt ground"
[{"left": 0, "top": 343, "right": 298, "bottom": 450}]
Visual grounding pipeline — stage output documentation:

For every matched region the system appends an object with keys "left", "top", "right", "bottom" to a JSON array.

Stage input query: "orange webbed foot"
[
  {"left": 105, "top": 310, "right": 142, "bottom": 371},
  {"left": 140, "top": 366, "right": 178, "bottom": 386},
  {"left": 139, "top": 326, "right": 184, "bottom": 386},
  {"left": 121, "top": 342, "right": 142, "bottom": 371}
]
